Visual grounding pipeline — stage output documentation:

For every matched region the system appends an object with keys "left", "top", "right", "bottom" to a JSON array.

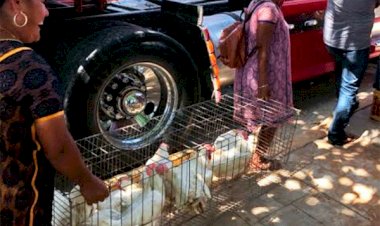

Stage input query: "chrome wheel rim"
[{"left": 96, "top": 62, "right": 178, "bottom": 150}]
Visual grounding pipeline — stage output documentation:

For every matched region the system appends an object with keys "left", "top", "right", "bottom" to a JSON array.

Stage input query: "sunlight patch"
[
  {"left": 313, "top": 176, "right": 333, "bottom": 190},
  {"left": 352, "top": 183, "right": 377, "bottom": 204},
  {"left": 251, "top": 206, "right": 270, "bottom": 215},
  {"left": 305, "top": 196, "right": 320, "bottom": 206},
  {"left": 341, "top": 193, "right": 357, "bottom": 204},
  {"left": 339, "top": 177, "right": 354, "bottom": 186},
  {"left": 284, "top": 179, "right": 301, "bottom": 190},
  {"left": 342, "top": 166, "right": 370, "bottom": 177}
]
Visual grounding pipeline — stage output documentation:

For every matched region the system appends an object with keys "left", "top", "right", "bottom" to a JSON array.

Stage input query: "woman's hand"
[{"left": 79, "top": 175, "right": 109, "bottom": 205}]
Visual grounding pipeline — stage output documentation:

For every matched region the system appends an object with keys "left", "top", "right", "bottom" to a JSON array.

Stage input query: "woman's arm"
[
  {"left": 35, "top": 113, "right": 109, "bottom": 204},
  {"left": 256, "top": 21, "right": 275, "bottom": 99}
]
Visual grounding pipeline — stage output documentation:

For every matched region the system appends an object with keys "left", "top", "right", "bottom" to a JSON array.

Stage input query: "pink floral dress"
[{"left": 234, "top": 1, "right": 293, "bottom": 129}]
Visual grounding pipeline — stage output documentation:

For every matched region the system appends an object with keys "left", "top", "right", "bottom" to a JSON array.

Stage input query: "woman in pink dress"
[{"left": 234, "top": 0, "right": 293, "bottom": 170}]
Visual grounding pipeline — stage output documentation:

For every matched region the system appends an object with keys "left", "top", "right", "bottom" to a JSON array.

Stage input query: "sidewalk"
[
  {"left": 202, "top": 64, "right": 380, "bottom": 225},
  {"left": 214, "top": 105, "right": 379, "bottom": 226}
]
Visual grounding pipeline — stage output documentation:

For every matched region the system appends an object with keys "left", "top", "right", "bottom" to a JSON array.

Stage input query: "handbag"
[{"left": 218, "top": 0, "right": 269, "bottom": 68}]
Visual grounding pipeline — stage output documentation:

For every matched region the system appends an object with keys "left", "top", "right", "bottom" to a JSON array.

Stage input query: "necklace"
[{"left": 0, "top": 26, "right": 21, "bottom": 42}]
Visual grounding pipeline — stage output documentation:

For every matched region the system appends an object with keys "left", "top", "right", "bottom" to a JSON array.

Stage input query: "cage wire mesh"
[{"left": 52, "top": 94, "right": 299, "bottom": 226}]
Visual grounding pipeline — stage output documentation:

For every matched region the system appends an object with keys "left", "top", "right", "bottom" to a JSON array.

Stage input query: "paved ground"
[{"left": 194, "top": 63, "right": 380, "bottom": 226}]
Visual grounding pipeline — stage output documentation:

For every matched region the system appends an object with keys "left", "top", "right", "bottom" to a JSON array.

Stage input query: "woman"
[
  {"left": 0, "top": 0, "right": 109, "bottom": 225},
  {"left": 234, "top": 0, "right": 293, "bottom": 170}
]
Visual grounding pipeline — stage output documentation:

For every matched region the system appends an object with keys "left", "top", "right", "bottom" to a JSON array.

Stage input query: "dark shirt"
[{"left": 0, "top": 40, "right": 63, "bottom": 226}]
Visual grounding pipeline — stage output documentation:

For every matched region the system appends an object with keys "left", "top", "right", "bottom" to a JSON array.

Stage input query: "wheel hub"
[
  {"left": 96, "top": 62, "right": 180, "bottom": 150},
  {"left": 121, "top": 90, "right": 146, "bottom": 115}
]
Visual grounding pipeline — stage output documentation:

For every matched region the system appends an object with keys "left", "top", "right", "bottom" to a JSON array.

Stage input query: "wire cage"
[{"left": 52, "top": 94, "right": 299, "bottom": 226}]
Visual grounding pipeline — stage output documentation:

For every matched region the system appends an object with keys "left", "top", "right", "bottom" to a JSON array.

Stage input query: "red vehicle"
[
  {"left": 282, "top": 0, "right": 380, "bottom": 82},
  {"left": 283, "top": 0, "right": 333, "bottom": 83},
  {"left": 36, "top": 0, "right": 380, "bottom": 149}
]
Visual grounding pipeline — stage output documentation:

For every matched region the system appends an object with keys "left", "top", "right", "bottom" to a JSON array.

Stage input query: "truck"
[{"left": 36, "top": 0, "right": 380, "bottom": 151}]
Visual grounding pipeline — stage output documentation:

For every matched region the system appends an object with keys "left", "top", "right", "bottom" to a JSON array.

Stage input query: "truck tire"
[{"left": 61, "top": 26, "right": 200, "bottom": 150}]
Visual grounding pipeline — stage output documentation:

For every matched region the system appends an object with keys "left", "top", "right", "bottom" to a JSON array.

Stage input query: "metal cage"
[{"left": 52, "top": 94, "right": 299, "bottom": 226}]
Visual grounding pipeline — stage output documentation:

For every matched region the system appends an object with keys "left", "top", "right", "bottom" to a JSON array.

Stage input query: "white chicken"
[
  {"left": 69, "top": 185, "right": 97, "bottom": 226},
  {"left": 145, "top": 142, "right": 171, "bottom": 167},
  {"left": 194, "top": 150, "right": 214, "bottom": 187},
  {"left": 168, "top": 155, "right": 212, "bottom": 214},
  {"left": 147, "top": 143, "right": 212, "bottom": 214},
  {"left": 84, "top": 209, "right": 122, "bottom": 226},
  {"left": 121, "top": 167, "right": 165, "bottom": 226},
  {"left": 68, "top": 176, "right": 138, "bottom": 225},
  {"left": 97, "top": 176, "right": 143, "bottom": 212},
  {"left": 85, "top": 164, "right": 166, "bottom": 226},
  {"left": 145, "top": 142, "right": 173, "bottom": 203},
  {"left": 84, "top": 156, "right": 168, "bottom": 226},
  {"left": 52, "top": 189, "right": 71, "bottom": 226},
  {"left": 199, "top": 129, "right": 257, "bottom": 179}
]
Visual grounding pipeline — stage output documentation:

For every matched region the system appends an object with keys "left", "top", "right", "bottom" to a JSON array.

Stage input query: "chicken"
[
  {"left": 97, "top": 176, "right": 143, "bottom": 212},
  {"left": 145, "top": 142, "right": 175, "bottom": 206},
  {"left": 195, "top": 148, "right": 214, "bottom": 187},
  {"left": 85, "top": 164, "right": 167, "bottom": 226},
  {"left": 121, "top": 172, "right": 164, "bottom": 226},
  {"left": 145, "top": 142, "right": 171, "bottom": 167},
  {"left": 69, "top": 174, "right": 144, "bottom": 225},
  {"left": 199, "top": 129, "right": 257, "bottom": 179},
  {"left": 146, "top": 143, "right": 173, "bottom": 191},
  {"left": 146, "top": 143, "right": 212, "bottom": 214},
  {"left": 84, "top": 209, "right": 122, "bottom": 226},
  {"left": 69, "top": 185, "right": 97, "bottom": 226},
  {"left": 86, "top": 187, "right": 163, "bottom": 226},
  {"left": 52, "top": 189, "right": 71, "bottom": 226},
  {"left": 77, "top": 144, "right": 171, "bottom": 226},
  {"left": 168, "top": 156, "right": 212, "bottom": 214}
]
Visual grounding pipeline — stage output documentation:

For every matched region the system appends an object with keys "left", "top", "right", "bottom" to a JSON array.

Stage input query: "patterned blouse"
[{"left": 0, "top": 40, "right": 63, "bottom": 226}]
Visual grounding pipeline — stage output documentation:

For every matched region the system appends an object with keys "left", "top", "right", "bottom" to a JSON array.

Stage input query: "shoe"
[{"left": 328, "top": 133, "right": 357, "bottom": 146}]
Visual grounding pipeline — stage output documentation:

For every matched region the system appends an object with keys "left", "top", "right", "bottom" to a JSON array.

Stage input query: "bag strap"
[
  {"left": 243, "top": 0, "right": 271, "bottom": 24},
  {"left": 244, "top": 0, "right": 272, "bottom": 58},
  {"left": 222, "top": 1, "right": 270, "bottom": 24},
  {"left": 0, "top": 46, "right": 32, "bottom": 62}
]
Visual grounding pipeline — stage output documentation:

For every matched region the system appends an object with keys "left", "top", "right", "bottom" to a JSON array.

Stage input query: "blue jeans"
[{"left": 326, "top": 46, "right": 370, "bottom": 144}]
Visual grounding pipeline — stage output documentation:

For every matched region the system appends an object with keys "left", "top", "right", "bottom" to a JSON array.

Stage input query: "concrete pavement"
[{"left": 186, "top": 63, "right": 380, "bottom": 225}]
